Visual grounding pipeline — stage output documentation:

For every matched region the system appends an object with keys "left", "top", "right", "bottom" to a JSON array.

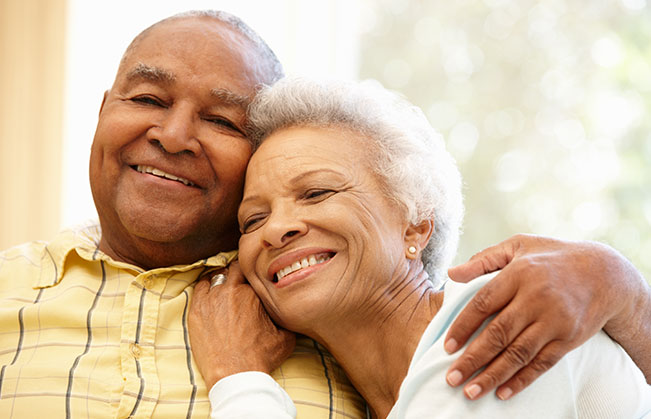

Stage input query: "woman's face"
[{"left": 238, "top": 126, "right": 413, "bottom": 332}]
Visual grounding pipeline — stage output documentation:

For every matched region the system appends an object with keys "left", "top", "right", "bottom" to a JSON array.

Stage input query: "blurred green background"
[{"left": 359, "top": 0, "right": 651, "bottom": 281}]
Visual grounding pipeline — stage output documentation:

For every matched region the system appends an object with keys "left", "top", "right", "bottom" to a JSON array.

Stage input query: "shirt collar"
[{"left": 34, "top": 221, "right": 238, "bottom": 289}]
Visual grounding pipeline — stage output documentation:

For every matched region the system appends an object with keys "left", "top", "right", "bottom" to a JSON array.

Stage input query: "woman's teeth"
[{"left": 275, "top": 253, "right": 332, "bottom": 282}]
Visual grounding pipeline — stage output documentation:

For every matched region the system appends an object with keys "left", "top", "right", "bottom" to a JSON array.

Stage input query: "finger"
[
  {"left": 222, "top": 260, "right": 245, "bottom": 286},
  {"left": 209, "top": 272, "right": 228, "bottom": 289},
  {"left": 444, "top": 272, "right": 517, "bottom": 354},
  {"left": 193, "top": 276, "right": 211, "bottom": 295},
  {"left": 446, "top": 303, "right": 535, "bottom": 386},
  {"left": 189, "top": 278, "right": 212, "bottom": 322},
  {"left": 458, "top": 323, "right": 553, "bottom": 400},
  {"left": 495, "top": 341, "right": 566, "bottom": 401},
  {"left": 449, "top": 244, "right": 514, "bottom": 283}
]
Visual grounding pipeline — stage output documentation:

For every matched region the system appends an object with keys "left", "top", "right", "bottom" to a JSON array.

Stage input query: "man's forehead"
[
  {"left": 134, "top": 17, "right": 245, "bottom": 56},
  {"left": 121, "top": 18, "right": 244, "bottom": 72},
  {"left": 119, "top": 15, "right": 280, "bottom": 93}
]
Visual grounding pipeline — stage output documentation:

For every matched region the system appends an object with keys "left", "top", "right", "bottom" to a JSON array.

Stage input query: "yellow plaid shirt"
[{"left": 0, "top": 223, "right": 366, "bottom": 418}]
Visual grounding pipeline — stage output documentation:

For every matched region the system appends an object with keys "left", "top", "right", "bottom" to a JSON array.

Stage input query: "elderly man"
[{"left": 0, "top": 10, "right": 649, "bottom": 418}]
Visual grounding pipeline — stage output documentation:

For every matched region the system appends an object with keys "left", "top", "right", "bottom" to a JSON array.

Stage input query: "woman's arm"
[
  {"left": 208, "top": 372, "right": 296, "bottom": 419},
  {"left": 443, "top": 234, "right": 651, "bottom": 400},
  {"left": 188, "top": 262, "right": 297, "bottom": 418}
]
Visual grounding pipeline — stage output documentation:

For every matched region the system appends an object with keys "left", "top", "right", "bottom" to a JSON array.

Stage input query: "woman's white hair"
[{"left": 247, "top": 77, "right": 464, "bottom": 285}]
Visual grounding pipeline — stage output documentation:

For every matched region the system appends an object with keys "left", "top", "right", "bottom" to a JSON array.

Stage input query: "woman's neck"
[{"left": 309, "top": 269, "right": 444, "bottom": 419}]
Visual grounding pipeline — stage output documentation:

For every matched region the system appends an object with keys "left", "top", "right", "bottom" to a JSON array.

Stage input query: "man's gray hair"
[
  {"left": 247, "top": 77, "right": 464, "bottom": 285},
  {"left": 123, "top": 10, "right": 284, "bottom": 84}
]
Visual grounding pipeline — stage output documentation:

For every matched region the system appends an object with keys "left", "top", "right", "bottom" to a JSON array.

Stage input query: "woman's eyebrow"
[
  {"left": 289, "top": 168, "right": 343, "bottom": 184},
  {"left": 239, "top": 169, "right": 346, "bottom": 207}
]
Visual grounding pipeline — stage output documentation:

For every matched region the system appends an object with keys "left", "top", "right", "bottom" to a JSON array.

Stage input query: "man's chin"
[{"left": 99, "top": 217, "right": 200, "bottom": 265}]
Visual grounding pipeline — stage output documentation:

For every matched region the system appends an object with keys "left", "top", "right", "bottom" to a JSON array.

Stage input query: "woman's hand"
[
  {"left": 443, "top": 234, "right": 651, "bottom": 401},
  {"left": 188, "top": 261, "right": 296, "bottom": 390}
]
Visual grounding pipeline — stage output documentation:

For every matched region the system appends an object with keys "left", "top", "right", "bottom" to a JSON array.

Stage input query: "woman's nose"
[{"left": 261, "top": 208, "right": 307, "bottom": 249}]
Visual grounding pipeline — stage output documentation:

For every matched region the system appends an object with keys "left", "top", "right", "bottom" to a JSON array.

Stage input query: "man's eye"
[
  {"left": 204, "top": 116, "right": 241, "bottom": 133},
  {"left": 131, "top": 95, "right": 164, "bottom": 107}
]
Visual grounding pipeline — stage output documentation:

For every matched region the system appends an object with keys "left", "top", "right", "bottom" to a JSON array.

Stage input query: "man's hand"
[
  {"left": 188, "top": 261, "right": 296, "bottom": 390},
  {"left": 443, "top": 234, "right": 651, "bottom": 401}
]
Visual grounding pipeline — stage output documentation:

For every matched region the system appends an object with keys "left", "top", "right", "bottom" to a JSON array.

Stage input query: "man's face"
[{"left": 89, "top": 17, "right": 267, "bottom": 268}]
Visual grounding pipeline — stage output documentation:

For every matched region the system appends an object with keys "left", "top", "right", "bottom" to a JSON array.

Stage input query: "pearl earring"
[{"left": 408, "top": 246, "right": 417, "bottom": 254}]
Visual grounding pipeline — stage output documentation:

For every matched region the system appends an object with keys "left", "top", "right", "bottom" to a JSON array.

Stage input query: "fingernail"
[
  {"left": 444, "top": 338, "right": 458, "bottom": 353},
  {"left": 497, "top": 387, "right": 512, "bottom": 401},
  {"left": 446, "top": 369, "right": 463, "bottom": 386},
  {"left": 465, "top": 384, "right": 482, "bottom": 400}
]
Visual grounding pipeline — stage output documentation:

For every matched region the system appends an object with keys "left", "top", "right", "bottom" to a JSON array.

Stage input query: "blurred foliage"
[{"left": 359, "top": 0, "right": 651, "bottom": 281}]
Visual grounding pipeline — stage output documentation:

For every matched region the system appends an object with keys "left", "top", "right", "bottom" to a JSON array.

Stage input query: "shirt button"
[{"left": 129, "top": 342, "right": 141, "bottom": 359}]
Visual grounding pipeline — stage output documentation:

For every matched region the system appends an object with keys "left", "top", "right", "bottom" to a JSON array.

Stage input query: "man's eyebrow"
[
  {"left": 125, "top": 64, "right": 249, "bottom": 108},
  {"left": 210, "top": 87, "right": 251, "bottom": 108},
  {"left": 126, "top": 63, "right": 176, "bottom": 84}
]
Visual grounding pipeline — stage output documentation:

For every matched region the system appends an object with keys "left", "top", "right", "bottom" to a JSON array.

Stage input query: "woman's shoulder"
[
  {"left": 391, "top": 275, "right": 651, "bottom": 418},
  {"left": 410, "top": 273, "right": 495, "bottom": 359}
]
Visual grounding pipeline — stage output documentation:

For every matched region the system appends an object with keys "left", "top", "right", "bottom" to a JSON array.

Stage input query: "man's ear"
[
  {"left": 98, "top": 90, "right": 109, "bottom": 116},
  {"left": 404, "top": 219, "right": 434, "bottom": 258}
]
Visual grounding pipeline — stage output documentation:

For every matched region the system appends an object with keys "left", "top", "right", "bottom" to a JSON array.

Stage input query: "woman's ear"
[{"left": 404, "top": 219, "right": 434, "bottom": 259}]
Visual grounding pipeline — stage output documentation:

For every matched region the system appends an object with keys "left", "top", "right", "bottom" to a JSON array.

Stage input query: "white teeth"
[
  {"left": 136, "top": 165, "right": 194, "bottom": 186},
  {"left": 275, "top": 253, "right": 332, "bottom": 281}
]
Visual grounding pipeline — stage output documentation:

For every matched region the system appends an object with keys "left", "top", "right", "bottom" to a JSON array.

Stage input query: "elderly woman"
[{"left": 190, "top": 78, "right": 651, "bottom": 418}]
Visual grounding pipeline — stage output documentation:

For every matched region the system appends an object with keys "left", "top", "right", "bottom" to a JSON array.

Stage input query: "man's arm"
[{"left": 442, "top": 234, "right": 651, "bottom": 401}]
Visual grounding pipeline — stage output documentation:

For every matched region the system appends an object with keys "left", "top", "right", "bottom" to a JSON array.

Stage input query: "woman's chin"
[{"left": 273, "top": 310, "right": 323, "bottom": 338}]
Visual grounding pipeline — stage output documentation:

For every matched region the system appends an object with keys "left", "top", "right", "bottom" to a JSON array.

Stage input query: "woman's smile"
[
  {"left": 273, "top": 253, "right": 335, "bottom": 288},
  {"left": 272, "top": 251, "right": 335, "bottom": 284}
]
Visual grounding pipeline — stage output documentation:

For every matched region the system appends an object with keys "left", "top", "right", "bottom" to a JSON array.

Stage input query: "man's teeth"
[
  {"left": 136, "top": 165, "right": 194, "bottom": 186},
  {"left": 276, "top": 254, "right": 332, "bottom": 281}
]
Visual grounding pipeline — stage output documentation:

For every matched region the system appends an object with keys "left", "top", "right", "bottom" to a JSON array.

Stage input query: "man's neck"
[{"left": 97, "top": 234, "right": 235, "bottom": 270}]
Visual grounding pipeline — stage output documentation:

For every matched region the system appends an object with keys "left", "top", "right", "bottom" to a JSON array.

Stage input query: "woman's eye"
[
  {"left": 131, "top": 95, "right": 164, "bottom": 107},
  {"left": 241, "top": 216, "right": 265, "bottom": 234},
  {"left": 304, "top": 189, "right": 335, "bottom": 200}
]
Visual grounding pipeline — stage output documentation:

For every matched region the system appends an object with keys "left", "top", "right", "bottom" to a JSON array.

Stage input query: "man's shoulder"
[
  {"left": 1, "top": 239, "right": 52, "bottom": 266},
  {"left": 0, "top": 221, "right": 101, "bottom": 288},
  {"left": 0, "top": 240, "right": 52, "bottom": 290},
  {"left": 2, "top": 221, "right": 101, "bottom": 254}
]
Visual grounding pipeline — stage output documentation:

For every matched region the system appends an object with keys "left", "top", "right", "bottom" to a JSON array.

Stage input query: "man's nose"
[{"left": 149, "top": 106, "right": 202, "bottom": 155}]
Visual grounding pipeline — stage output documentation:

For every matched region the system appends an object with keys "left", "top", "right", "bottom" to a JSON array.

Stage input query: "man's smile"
[{"left": 133, "top": 164, "right": 196, "bottom": 187}]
